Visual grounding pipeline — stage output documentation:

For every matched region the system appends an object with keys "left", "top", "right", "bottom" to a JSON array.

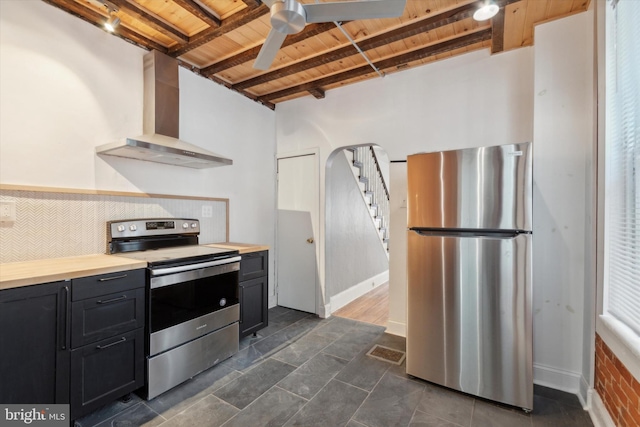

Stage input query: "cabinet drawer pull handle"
[
  {"left": 97, "top": 295, "right": 127, "bottom": 304},
  {"left": 98, "top": 274, "right": 128, "bottom": 282},
  {"left": 96, "top": 337, "right": 126, "bottom": 349}
]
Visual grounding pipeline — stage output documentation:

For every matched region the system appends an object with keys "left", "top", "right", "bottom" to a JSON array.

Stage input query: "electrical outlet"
[
  {"left": 202, "top": 205, "right": 213, "bottom": 218},
  {"left": 0, "top": 201, "right": 16, "bottom": 222}
]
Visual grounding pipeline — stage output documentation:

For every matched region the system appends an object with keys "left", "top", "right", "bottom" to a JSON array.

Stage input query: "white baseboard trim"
[
  {"left": 319, "top": 303, "right": 330, "bottom": 319},
  {"left": 533, "top": 363, "right": 582, "bottom": 394},
  {"left": 589, "top": 390, "right": 616, "bottom": 427},
  {"left": 329, "top": 270, "right": 389, "bottom": 314},
  {"left": 578, "top": 375, "right": 590, "bottom": 408},
  {"left": 386, "top": 320, "right": 406, "bottom": 337}
]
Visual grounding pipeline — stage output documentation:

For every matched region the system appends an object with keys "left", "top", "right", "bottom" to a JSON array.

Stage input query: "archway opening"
[{"left": 325, "top": 144, "right": 390, "bottom": 327}]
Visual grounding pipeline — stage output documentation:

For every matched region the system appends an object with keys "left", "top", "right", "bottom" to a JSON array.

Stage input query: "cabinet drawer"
[
  {"left": 72, "top": 288, "right": 145, "bottom": 348},
  {"left": 239, "top": 251, "right": 268, "bottom": 281},
  {"left": 70, "top": 328, "right": 144, "bottom": 420},
  {"left": 72, "top": 269, "right": 145, "bottom": 301}
]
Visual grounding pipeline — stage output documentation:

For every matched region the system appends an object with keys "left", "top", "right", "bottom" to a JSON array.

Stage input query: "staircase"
[{"left": 345, "top": 146, "right": 390, "bottom": 254}]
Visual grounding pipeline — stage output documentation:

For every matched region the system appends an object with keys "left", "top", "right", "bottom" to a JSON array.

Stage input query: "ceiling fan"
[{"left": 254, "top": 0, "right": 407, "bottom": 70}]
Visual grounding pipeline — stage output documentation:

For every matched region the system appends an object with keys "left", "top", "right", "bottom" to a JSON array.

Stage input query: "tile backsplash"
[{"left": 0, "top": 189, "right": 227, "bottom": 263}]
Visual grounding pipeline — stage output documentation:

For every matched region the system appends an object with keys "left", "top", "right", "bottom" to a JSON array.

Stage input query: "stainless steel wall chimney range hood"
[{"left": 96, "top": 51, "right": 232, "bottom": 169}]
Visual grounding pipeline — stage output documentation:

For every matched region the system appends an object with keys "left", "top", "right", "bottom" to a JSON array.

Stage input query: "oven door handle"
[{"left": 149, "top": 256, "right": 242, "bottom": 276}]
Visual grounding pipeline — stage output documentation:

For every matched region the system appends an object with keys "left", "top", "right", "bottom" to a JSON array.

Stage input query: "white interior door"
[{"left": 276, "top": 154, "right": 318, "bottom": 313}]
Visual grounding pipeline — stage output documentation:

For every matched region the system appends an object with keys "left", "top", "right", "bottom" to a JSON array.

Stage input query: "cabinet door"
[
  {"left": 70, "top": 328, "right": 144, "bottom": 420},
  {"left": 239, "top": 276, "right": 268, "bottom": 338},
  {"left": 71, "top": 287, "right": 145, "bottom": 348},
  {"left": 239, "top": 251, "right": 268, "bottom": 281},
  {"left": 0, "top": 281, "right": 70, "bottom": 404}
]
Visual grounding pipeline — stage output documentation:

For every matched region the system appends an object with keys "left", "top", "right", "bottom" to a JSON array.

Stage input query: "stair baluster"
[{"left": 346, "top": 146, "right": 390, "bottom": 254}]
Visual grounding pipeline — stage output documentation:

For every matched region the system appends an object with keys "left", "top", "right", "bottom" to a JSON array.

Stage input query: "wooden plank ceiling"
[{"left": 44, "top": 0, "right": 590, "bottom": 109}]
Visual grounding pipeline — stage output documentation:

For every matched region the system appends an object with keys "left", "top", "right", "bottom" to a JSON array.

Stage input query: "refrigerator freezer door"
[
  {"left": 406, "top": 230, "right": 533, "bottom": 410},
  {"left": 407, "top": 142, "right": 532, "bottom": 231}
]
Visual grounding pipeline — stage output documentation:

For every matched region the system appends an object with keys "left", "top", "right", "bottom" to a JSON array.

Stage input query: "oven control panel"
[{"left": 108, "top": 218, "right": 200, "bottom": 239}]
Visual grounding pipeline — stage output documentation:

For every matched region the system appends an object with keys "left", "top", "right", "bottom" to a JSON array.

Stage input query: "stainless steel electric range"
[{"left": 107, "top": 218, "right": 240, "bottom": 400}]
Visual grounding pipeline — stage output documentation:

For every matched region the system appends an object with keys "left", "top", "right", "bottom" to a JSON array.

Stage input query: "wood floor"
[{"left": 333, "top": 282, "right": 389, "bottom": 327}]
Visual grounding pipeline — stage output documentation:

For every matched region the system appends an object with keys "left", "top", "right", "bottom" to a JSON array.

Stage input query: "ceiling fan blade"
[
  {"left": 254, "top": 29, "right": 288, "bottom": 70},
  {"left": 303, "top": 0, "right": 406, "bottom": 24}
]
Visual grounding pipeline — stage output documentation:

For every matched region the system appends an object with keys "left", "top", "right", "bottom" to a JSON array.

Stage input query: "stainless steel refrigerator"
[{"left": 406, "top": 142, "right": 533, "bottom": 410}]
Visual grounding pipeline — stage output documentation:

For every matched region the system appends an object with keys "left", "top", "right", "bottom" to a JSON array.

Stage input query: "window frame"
[{"left": 595, "top": 0, "right": 640, "bottom": 382}]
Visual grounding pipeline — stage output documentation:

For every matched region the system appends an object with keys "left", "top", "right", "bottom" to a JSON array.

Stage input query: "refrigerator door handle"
[{"left": 409, "top": 228, "right": 528, "bottom": 239}]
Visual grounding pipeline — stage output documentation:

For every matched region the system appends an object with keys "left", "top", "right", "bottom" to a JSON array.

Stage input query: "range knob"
[
  {"left": 182, "top": 223, "right": 189, "bottom": 229},
  {"left": 117, "top": 225, "right": 126, "bottom": 232},
  {"left": 129, "top": 224, "right": 137, "bottom": 231},
  {"left": 191, "top": 222, "right": 198, "bottom": 228}
]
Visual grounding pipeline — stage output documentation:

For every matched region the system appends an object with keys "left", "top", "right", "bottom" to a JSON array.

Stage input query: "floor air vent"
[{"left": 366, "top": 344, "right": 406, "bottom": 365}]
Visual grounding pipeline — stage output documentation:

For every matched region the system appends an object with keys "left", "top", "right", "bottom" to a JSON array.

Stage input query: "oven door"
[{"left": 148, "top": 257, "right": 240, "bottom": 356}]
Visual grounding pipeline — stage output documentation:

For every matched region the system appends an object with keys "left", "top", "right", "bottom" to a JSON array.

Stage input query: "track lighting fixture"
[
  {"left": 104, "top": 15, "right": 121, "bottom": 32},
  {"left": 100, "top": 0, "right": 120, "bottom": 32},
  {"left": 473, "top": 0, "right": 499, "bottom": 21}
]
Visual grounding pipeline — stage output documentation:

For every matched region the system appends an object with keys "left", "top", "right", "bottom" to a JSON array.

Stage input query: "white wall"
[
  {"left": 276, "top": 47, "right": 533, "bottom": 161},
  {"left": 276, "top": 11, "right": 595, "bottom": 394},
  {"left": 0, "top": 1, "right": 144, "bottom": 189},
  {"left": 0, "top": 1, "right": 277, "bottom": 293},
  {"left": 388, "top": 161, "right": 408, "bottom": 337},
  {"left": 532, "top": 10, "right": 594, "bottom": 398}
]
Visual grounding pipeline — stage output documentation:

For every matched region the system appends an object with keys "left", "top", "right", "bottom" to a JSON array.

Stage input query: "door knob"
[{"left": 306, "top": 237, "right": 314, "bottom": 244}]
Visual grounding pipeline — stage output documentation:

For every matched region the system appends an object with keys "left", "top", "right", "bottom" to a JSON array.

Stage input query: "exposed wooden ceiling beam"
[
  {"left": 173, "top": 0, "right": 221, "bottom": 28},
  {"left": 109, "top": 0, "right": 189, "bottom": 44},
  {"left": 258, "top": 28, "right": 492, "bottom": 103},
  {"left": 200, "top": 22, "right": 339, "bottom": 76},
  {"left": 491, "top": 8, "right": 506, "bottom": 53},
  {"left": 169, "top": 4, "right": 269, "bottom": 57},
  {"left": 41, "top": 0, "right": 572, "bottom": 107},
  {"left": 308, "top": 88, "right": 325, "bottom": 99},
  {"left": 234, "top": 2, "right": 478, "bottom": 91},
  {"left": 42, "top": 0, "right": 168, "bottom": 53},
  {"left": 241, "top": 0, "right": 261, "bottom": 7}
]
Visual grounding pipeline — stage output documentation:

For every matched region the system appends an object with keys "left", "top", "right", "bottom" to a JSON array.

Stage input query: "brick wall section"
[{"left": 595, "top": 334, "right": 640, "bottom": 427}]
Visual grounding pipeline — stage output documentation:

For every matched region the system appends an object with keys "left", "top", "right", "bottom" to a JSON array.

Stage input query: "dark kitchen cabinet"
[
  {"left": 0, "top": 280, "right": 71, "bottom": 404},
  {"left": 239, "top": 250, "right": 269, "bottom": 338},
  {"left": 70, "top": 269, "right": 145, "bottom": 420},
  {"left": 70, "top": 329, "right": 144, "bottom": 418}
]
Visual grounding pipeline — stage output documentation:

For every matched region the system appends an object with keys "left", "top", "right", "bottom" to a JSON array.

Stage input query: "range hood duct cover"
[{"left": 96, "top": 50, "right": 232, "bottom": 169}]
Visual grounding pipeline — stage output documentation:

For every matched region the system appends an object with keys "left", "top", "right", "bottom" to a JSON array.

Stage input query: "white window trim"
[
  {"left": 595, "top": 0, "right": 640, "bottom": 383},
  {"left": 596, "top": 316, "right": 640, "bottom": 381}
]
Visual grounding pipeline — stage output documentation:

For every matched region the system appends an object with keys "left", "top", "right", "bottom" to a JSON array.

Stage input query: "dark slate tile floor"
[{"left": 75, "top": 307, "right": 594, "bottom": 427}]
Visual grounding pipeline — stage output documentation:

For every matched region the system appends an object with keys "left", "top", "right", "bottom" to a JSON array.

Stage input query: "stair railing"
[{"left": 352, "top": 146, "right": 390, "bottom": 249}]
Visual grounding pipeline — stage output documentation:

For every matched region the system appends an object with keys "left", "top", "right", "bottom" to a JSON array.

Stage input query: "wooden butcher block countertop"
[
  {"left": 205, "top": 242, "right": 269, "bottom": 254},
  {"left": 0, "top": 255, "right": 147, "bottom": 291},
  {"left": 1, "top": 243, "right": 268, "bottom": 291}
]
